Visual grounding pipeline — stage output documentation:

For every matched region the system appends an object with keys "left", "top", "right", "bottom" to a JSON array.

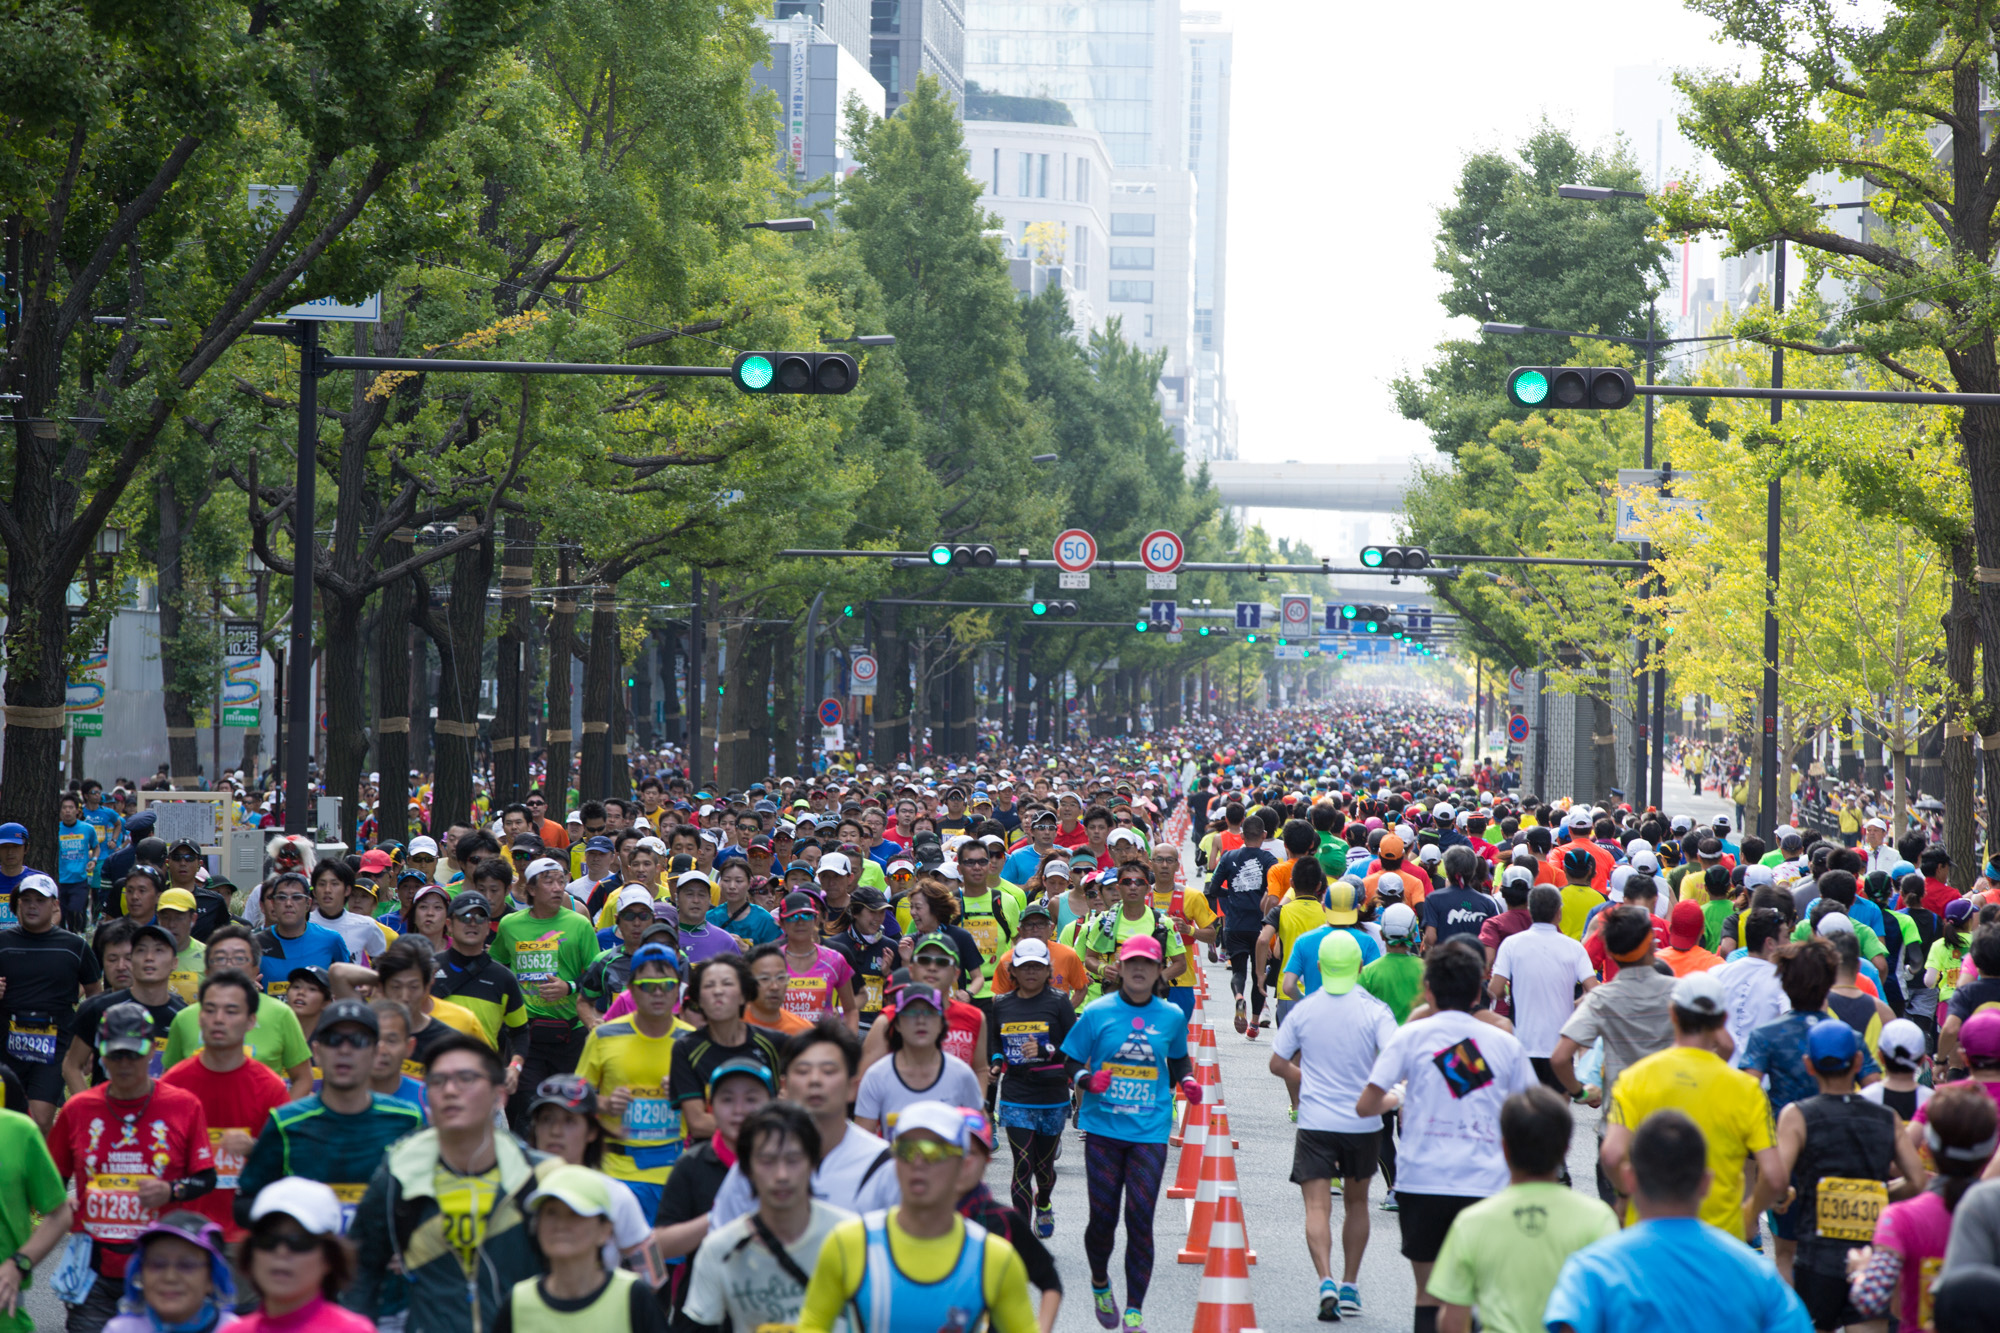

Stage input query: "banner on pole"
[{"left": 222, "top": 619, "right": 262, "bottom": 727}]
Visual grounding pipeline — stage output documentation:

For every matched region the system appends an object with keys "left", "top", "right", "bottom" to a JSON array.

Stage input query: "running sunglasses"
[
  {"left": 632, "top": 977, "right": 678, "bottom": 993},
  {"left": 315, "top": 1029, "right": 376, "bottom": 1050},
  {"left": 251, "top": 1232, "right": 321, "bottom": 1255},
  {"left": 892, "top": 1137, "right": 964, "bottom": 1164}
]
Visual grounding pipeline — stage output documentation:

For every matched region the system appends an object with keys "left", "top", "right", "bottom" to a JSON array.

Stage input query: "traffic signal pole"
[
  {"left": 1761, "top": 243, "right": 1785, "bottom": 842},
  {"left": 286, "top": 320, "right": 319, "bottom": 835}
]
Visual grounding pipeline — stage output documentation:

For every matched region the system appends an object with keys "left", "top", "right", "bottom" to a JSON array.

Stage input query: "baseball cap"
[
  {"left": 522, "top": 857, "right": 564, "bottom": 883},
  {"left": 527, "top": 1073, "right": 598, "bottom": 1119},
  {"left": 785, "top": 860, "right": 816, "bottom": 879},
  {"left": 249, "top": 1178, "right": 345, "bottom": 1237},
  {"left": 584, "top": 835, "right": 616, "bottom": 854},
  {"left": 817, "top": 852, "right": 853, "bottom": 877},
  {"left": 1667, "top": 899, "right": 1705, "bottom": 950},
  {"left": 1671, "top": 969, "right": 1725, "bottom": 1017},
  {"left": 1815, "top": 911, "right": 1856, "bottom": 939},
  {"left": 408, "top": 836, "right": 440, "bottom": 857},
  {"left": 357, "top": 849, "right": 393, "bottom": 874},
  {"left": 1010, "top": 938, "right": 1051, "bottom": 967},
  {"left": 1863, "top": 817, "right": 1888, "bottom": 832},
  {"left": 1380, "top": 902, "right": 1419, "bottom": 940},
  {"left": 849, "top": 885, "right": 888, "bottom": 910},
  {"left": 526, "top": 1164, "right": 612, "bottom": 1219},
  {"left": 1116, "top": 934, "right": 1164, "bottom": 963},
  {"left": 1318, "top": 930, "right": 1363, "bottom": 995},
  {"left": 885, "top": 859, "right": 915, "bottom": 877},
  {"left": 131, "top": 922, "right": 179, "bottom": 953},
  {"left": 96, "top": 1001, "right": 157, "bottom": 1056},
  {"left": 1501, "top": 865, "right": 1534, "bottom": 891},
  {"left": 285, "top": 965, "right": 332, "bottom": 995},
  {"left": 14, "top": 872, "right": 57, "bottom": 898},
  {"left": 1378, "top": 834, "right": 1406, "bottom": 859},
  {"left": 1019, "top": 899, "right": 1053, "bottom": 921},
  {"left": 1107, "top": 828, "right": 1143, "bottom": 847},
  {"left": 780, "top": 891, "right": 820, "bottom": 921},
  {"left": 1567, "top": 809, "right": 1592, "bottom": 829},
  {"left": 674, "top": 870, "right": 714, "bottom": 894},
  {"left": 397, "top": 868, "right": 430, "bottom": 886},
  {"left": 705, "top": 1057, "right": 776, "bottom": 1098},
  {"left": 889, "top": 1099, "right": 968, "bottom": 1147},
  {"left": 630, "top": 943, "right": 681, "bottom": 974},
  {"left": 896, "top": 983, "right": 947, "bottom": 1013},
  {"left": 911, "top": 932, "right": 959, "bottom": 961},
  {"left": 1806, "top": 1019, "right": 1861, "bottom": 1071},
  {"left": 1945, "top": 897, "right": 1977, "bottom": 922},
  {"left": 1877, "top": 1017, "right": 1927, "bottom": 1065},
  {"left": 1325, "top": 880, "right": 1360, "bottom": 926},
  {"left": 1960, "top": 1010, "right": 2000, "bottom": 1064},
  {"left": 157, "top": 887, "right": 198, "bottom": 913},
  {"left": 0, "top": 823, "right": 26, "bottom": 846},
  {"left": 318, "top": 998, "right": 379, "bottom": 1036},
  {"left": 448, "top": 893, "right": 492, "bottom": 921},
  {"left": 615, "top": 885, "right": 658, "bottom": 915}
]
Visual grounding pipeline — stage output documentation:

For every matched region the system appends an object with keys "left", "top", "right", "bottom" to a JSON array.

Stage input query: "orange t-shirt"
[
  {"left": 993, "top": 940, "right": 1090, "bottom": 996},
  {"left": 749, "top": 1010, "right": 813, "bottom": 1036}
]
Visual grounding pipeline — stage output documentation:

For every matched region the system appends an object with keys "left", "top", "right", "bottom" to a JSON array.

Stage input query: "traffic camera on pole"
[
  {"left": 928, "top": 543, "right": 997, "bottom": 568},
  {"left": 1359, "top": 545, "right": 1430, "bottom": 571},
  {"left": 1505, "top": 366, "right": 1635, "bottom": 411},
  {"left": 731, "top": 351, "right": 859, "bottom": 395}
]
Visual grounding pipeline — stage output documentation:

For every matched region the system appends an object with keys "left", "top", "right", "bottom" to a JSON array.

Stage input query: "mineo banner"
[{"left": 222, "top": 619, "right": 262, "bottom": 727}]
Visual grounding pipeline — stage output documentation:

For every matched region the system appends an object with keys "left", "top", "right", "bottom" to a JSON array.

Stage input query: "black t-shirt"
[
  {"left": 0, "top": 924, "right": 101, "bottom": 1031},
  {"left": 70, "top": 988, "right": 184, "bottom": 1084},
  {"left": 410, "top": 1012, "right": 461, "bottom": 1067},
  {"left": 1948, "top": 975, "right": 2000, "bottom": 1022},
  {"left": 1208, "top": 846, "right": 1279, "bottom": 934},
  {"left": 826, "top": 929, "right": 901, "bottom": 1026},
  {"left": 1420, "top": 887, "right": 1501, "bottom": 943},
  {"left": 666, "top": 1024, "right": 782, "bottom": 1108},
  {"left": 989, "top": 986, "right": 1076, "bottom": 1105},
  {"left": 656, "top": 1138, "right": 731, "bottom": 1227}
]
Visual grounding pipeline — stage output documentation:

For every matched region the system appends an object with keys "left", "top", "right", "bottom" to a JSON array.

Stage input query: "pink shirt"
[
  {"left": 1911, "top": 1076, "right": 2000, "bottom": 1124},
  {"left": 230, "top": 1296, "right": 375, "bottom": 1333},
  {"left": 782, "top": 944, "right": 854, "bottom": 1017},
  {"left": 1872, "top": 1190, "right": 1954, "bottom": 1329}
]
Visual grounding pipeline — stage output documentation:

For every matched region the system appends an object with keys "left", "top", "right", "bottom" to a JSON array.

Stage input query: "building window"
[
  {"left": 1144, "top": 315, "right": 1154, "bottom": 337},
  {"left": 1018, "top": 152, "right": 1032, "bottom": 197},
  {"left": 869, "top": 44, "right": 899, "bottom": 94},
  {"left": 1110, "top": 213, "right": 1155, "bottom": 236},
  {"left": 1109, "top": 246, "right": 1154, "bottom": 269},
  {"left": 1109, "top": 280, "right": 1154, "bottom": 303},
  {"left": 1077, "top": 159, "right": 1091, "bottom": 204},
  {"left": 1075, "top": 225, "right": 1088, "bottom": 292},
  {"left": 871, "top": 0, "right": 899, "bottom": 33},
  {"left": 1038, "top": 154, "right": 1049, "bottom": 198}
]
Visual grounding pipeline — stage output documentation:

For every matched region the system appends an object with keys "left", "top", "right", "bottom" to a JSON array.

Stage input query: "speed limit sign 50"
[
  {"left": 1054, "top": 529, "right": 1097, "bottom": 572},
  {"left": 1139, "top": 530, "right": 1185, "bottom": 574}
]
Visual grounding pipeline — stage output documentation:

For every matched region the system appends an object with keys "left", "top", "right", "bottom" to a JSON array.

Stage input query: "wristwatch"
[{"left": 9, "top": 1252, "right": 29, "bottom": 1278}]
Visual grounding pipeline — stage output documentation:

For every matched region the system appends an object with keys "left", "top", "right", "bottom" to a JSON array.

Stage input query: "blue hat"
[
  {"left": 0, "top": 823, "right": 24, "bottom": 845},
  {"left": 630, "top": 942, "right": 681, "bottom": 974},
  {"left": 1806, "top": 1019, "right": 1861, "bottom": 1071},
  {"left": 584, "top": 835, "right": 616, "bottom": 854}
]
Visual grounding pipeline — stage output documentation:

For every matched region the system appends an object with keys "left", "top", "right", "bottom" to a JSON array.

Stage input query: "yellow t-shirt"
[
  {"left": 430, "top": 998, "right": 490, "bottom": 1046},
  {"left": 573, "top": 1015, "right": 696, "bottom": 1185},
  {"left": 434, "top": 1162, "right": 502, "bottom": 1276},
  {"left": 1608, "top": 1045, "right": 1774, "bottom": 1236},
  {"left": 797, "top": 1210, "right": 1039, "bottom": 1333},
  {"left": 1276, "top": 898, "right": 1332, "bottom": 971}
]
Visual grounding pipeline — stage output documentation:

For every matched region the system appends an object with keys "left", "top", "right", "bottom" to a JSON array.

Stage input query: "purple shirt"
[{"left": 677, "top": 922, "right": 742, "bottom": 966}]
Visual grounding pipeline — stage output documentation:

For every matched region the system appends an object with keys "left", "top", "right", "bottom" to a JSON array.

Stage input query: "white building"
[{"left": 962, "top": 119, "right": 1114, "bottom": 332}]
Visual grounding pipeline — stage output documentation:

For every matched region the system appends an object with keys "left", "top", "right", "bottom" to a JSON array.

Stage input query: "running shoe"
[
  {"left": 1289, "top": 1104, "right": 1298, "bottom": 1124},
  {"left": 1122, "top": 1309, "right": 1146, "bottom": 1333},
  {"left": 1338, "top": 1284, "right": 1361, "bottom": 1317},
  {"left": 1318, "top": 1278, "right": 1341, "bottom": 1322},
  {"left": 1234, "top": 998, "right": 1247, "bottom": 1034},
  {"left": 1379, "top": 1189, "right": 1399, "bottom": 1212},
  {"left": 1036, "top": 1208, "right": 1054, "bottom": 1239},
  {"left": 1245, "top": 1019, "right": 1259, "bottom": 1040},
  {"left": 1093, "top": 1287, "right": 1118, "bottom": 1329}
]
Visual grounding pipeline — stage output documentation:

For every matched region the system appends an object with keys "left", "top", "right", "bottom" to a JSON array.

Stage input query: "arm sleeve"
[
  {"left": 172, "top": 1166, "right": 218, "bottom": 1203},
  {"left": 796, "top": 1224, "right": 863, "bottom": 1333},
  {"left": 1167, "top": 1054, "right": 1191, "bottom": 1085},
  {"left": 629, "top": 1276, "right": 672, "bottom": 1333},
  {"left": 1008, "top": 1223, "right": 1062, "bottom": 1294},
  {"left": 983, "top": 1242, "right": 1040, "bottom": 1333}
]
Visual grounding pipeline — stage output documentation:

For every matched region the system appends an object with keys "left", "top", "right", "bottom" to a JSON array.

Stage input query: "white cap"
[
  {"left": 675, "top": 870, "right": 713, "bottom": 891},
  {"left": 1418, "top": 843, "right": 1443, "bottom": 864},
  {"left": 1567, "top": 809, "right": 1592, "bottom": 828},
  {"left": 1864, "top": 817, "right": 1888, "bottom": 831},
  {"left": 889, "top": 1099, "right": 968, "bottom": 1146},
  {"left": 817, "top": 852, "right": 853, "bottom": 876},
  {"left": 632, "top": 816, "right": 653, "bottom": 832},
  {"left": 1502, "top": 864, "right": 1534, "bottom": 889},
  {"left": 408, "top": 836, "right": 440, "bottom": 857},
  {"left": 1432, "top": 802, "right": 1454, "bottom": 821},
  {"left": 1815, "top": 911, "right": 1856, "bottom": 938},
  {"left": 615, "top": 885, "right": 657, "bottom": 915},
  {"left": 523, "top": 857, "right": 565, "bottom": 883},
  {"left": 1107, "top": 828, "right": 1143, "bottom": 847},
  {"left": 1380, "top": 902, "right": 1419, "bottom": 938},
  {"left": 1609, "top": 865, "right": 1634, "bottom": 896},
  {"left": 1041, "top": 859, "right": 1071, "bottom": 880},
  {"left": 1878, "top": 1017, "right": 1927, "bottom": 1062},
  {"left": 1010, "top": 938, "right": 1052, "bottom": 967},
  {"left": 250, "top": 1178, "right": 344, "bottom": 1237},
  {"left": 885, "top": 858, "right": 915, "bottom": 876},
  {"left": 1671, "top": 970, "right": 1726, "bottom": 1016},
  {"left": 636, "top": 836, "right": 667, "bottom": 855},
  {"left": 938, "top": 862, "right": 963, "bottom": 882},
  {"left": 1744, "top": 864, "right": 1775, "bottom": 888}
]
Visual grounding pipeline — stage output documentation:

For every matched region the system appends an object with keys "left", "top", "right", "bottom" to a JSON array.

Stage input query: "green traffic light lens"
[
  {"left": 1341, "top": 605, "right": 1356, "bottom": 619},
  {"left": 1364, "top": 621, "right": 1378, "bottom": 633},
  {"left": 929, "top": 545, "right": 952, "bottom": 566},
  {"left": 737, "top": 354, "right": 774, "bottom": 390},
  {"left": 1033, "top": 601, "right": 1048, "bottom": 615},
  {"left": 1246, "top": 633, "right": 1256, "bottom": 643},
  {"left": 1511, "top": 369, "right": 1549, "bottom": 405},
  {"left": 1361, "top": 549, "right": 1383, "bottom": 568},
  {"left": 1136, "top": 621, "right": 1148, "bottom": 632},
  {"left": 843, "top": 605, "right": 854, "bottom": 616}
]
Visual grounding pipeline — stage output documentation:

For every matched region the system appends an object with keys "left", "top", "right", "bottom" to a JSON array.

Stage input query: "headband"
[{"left": 1927, "top": 1123, "right": 1999, "bottom": 1163}]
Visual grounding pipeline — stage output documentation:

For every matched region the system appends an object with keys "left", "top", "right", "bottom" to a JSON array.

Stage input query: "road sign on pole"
[
  {"left": 1279, "top": 594, "right": 1311, "bottom": 639},
  {"left": 850, "top": 652, "right": 879, "bottom": 697},
  {"left": 1148, "top": 600, "right": 1178, "bottom": 628},
  {"left": 1507, "top": 713, "right": 1531, "bottom": 744},
  {"left": 1140, "top": 530, "right": 1184, "bottom": 588},
  {"left": 817, "top": 697, "right": 844, "bottom": 728},
  {"left": 1234, "top": 602, "right": 1264, "bottom": 629},
  {"left": 1054, "top": 529, "right": 1097, "bottom": 572}
]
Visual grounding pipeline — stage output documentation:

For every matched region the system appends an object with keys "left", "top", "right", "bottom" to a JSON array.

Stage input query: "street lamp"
[
  {"left": 744, "top": 218, "right": 816, "bottom": 232},
  {"left": 1556, "top": 185, "right": 1647, "bottom": 202},
  {"left": 822, "top": 334, "right": 895, "bottom": 346}
]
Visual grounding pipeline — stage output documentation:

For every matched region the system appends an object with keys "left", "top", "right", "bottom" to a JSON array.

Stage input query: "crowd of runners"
[{"left": 3, "top": 689, "right": 2000, "bottom": 1332}]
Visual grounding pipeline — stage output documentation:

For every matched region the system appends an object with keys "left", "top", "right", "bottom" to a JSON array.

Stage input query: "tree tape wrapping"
[
  {"left": 435, "top": 720, "right": 479, "bottom": 738},
  {"left": 377, "top": 717, "right": 411, "bottom": 734},
  {"left": 6, "top": 705, "right": 69, "bottom": 729},
  {"left": 547, "top": 730, "right": 574, "bottom": 743}
]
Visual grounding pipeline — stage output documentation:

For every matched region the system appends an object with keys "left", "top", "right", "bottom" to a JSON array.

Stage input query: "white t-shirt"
[
  {"left": 854, "top": 1053, "right": 983, "bottom": 1129},
  {"left": 1491, "top": 923, "right": 1595, "bottom": 1057},
  {"left": 313, "top": 908, "right": 389, "bottom": 964},
  {"left": 605, "top": 1176, "right": 652, "bottom": 1272},
  {"left": 1718, "top": 955, "right": 1787, "bottom": 1063},
  {"left": 1364, "top": 1009, "right": 1534, "bottom": 1199},
  {"left": 709, "top": 1122, "right": 900, "bottom": 1229},
  {"left": 1273, "top": 986, "right": 1399, "bottom": 1134},
  {"left": 684, "top": 1199, "right": 854, "bottom": 1330}
]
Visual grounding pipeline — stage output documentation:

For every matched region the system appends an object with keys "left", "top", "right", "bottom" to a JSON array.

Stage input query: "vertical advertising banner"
[
  {"left": 66, "top": 610, "right": 109, "bottom": 737},
  {"left": 790, "top": 15, "right": 812, "bottom": 179},
  {"left": 222, "top": 619, "right": 262, "bottom": 727}
]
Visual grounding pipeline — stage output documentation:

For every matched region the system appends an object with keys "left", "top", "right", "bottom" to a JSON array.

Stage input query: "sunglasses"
[
  {"left": 270, "top": 893, "right": 311, "bottom": 905},
  {"left": 632, "top": 977, "right": 679, "bottom": 993},
  {"left": 315, "top": 1029, "right": 377, "bottom": 1050},
  {"left": 409, "top": 854, "right": 437, "bottom": 863},
  {"left": 959, "top": 858, "right": 989, "bottom": 868},
  {"left": 893, "top": 1137, "right": 964, "bottom": 1164},
  {"left": 251, "top": 1232, "right": 321, "bottom": 1255},
  {"left": 168, "top": 852, "right": 199, "bottom": 863}
]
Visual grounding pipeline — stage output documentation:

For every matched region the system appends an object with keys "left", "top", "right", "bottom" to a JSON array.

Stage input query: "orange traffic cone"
[
  {"left": 1171, "top": 1009, "right": 1220, "bottom": 1162},
  {"left": 1189, "top": 1166, "right": 1264, "bottom": 1333},
  {"left": 1178, "top": 1094, "right": 1255, "bottom": 1264}
]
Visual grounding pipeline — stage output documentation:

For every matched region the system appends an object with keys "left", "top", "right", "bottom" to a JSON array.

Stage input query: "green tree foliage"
[{"left": 1392, "top": 124, "right": 1667, "bottom": 456}]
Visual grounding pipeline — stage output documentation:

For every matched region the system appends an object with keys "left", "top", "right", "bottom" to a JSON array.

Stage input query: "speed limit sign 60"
[
  {"left": 1139, "top": 530, "right": 1185, "bottom": 574},
  {"left": 1054, "top": 529, "right": 1097, "bottom": 573}
]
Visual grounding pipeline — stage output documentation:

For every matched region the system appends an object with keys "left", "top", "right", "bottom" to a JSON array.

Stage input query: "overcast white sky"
[{"left": 1219, "top": 0, "right": 1743, "bottom": 548}]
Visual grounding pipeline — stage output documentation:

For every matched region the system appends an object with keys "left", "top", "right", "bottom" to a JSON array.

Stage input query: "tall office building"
[
  {"left": 965, "top": 0, "right": 1202, "bottom": 454},
  {"left": 869, "top": 0, "right": 967, "bottom": 112},
  {"left": 756, "top": 1, "right": 886, "bottom": 184},
  {"left": 1183, "top": 10, "right": 1232, "bottom": 463}
]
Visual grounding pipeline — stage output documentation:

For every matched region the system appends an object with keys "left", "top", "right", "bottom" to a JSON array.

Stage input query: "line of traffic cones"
[
  {"left": 1178, "top": 1089, "right": 1256, "bottom": 1267},
  {"left": 1171, "top": 1005, "right": 1219, "bottom": 1158}
]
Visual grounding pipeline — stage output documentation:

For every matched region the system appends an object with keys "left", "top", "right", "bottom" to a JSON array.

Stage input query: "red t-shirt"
[
  {"left": 881, "top": 999, "right": 985, "bottom": 1066},
  {"left": 48, "top": 1081, "right": 214, "bottom": 1276},
  {"left": 1053, "top": 823, "right": 1090, "bottom": 850},
  {"left": 1584, "top": 913, "right": 1670, "bottom": 981},
  {"left": 159, "top": 1053, "right": 291, "bottom": 1238}
]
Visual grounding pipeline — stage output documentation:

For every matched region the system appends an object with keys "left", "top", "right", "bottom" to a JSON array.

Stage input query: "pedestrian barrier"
[{"left": 1177, "top": 1088, "right": 1255, "bottom": 1265}]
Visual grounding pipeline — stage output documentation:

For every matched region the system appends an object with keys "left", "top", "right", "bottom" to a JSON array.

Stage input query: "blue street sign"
[
  {"left": 1149, "top": 600, "right": 1177, "bottom": 627},
  {"left": 1235, "top": 602, "right": 1262, "bottom": 629}
]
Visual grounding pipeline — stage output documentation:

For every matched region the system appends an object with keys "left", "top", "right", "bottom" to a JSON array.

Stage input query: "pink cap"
[{"left": 1116, "top": 934, "right": 1164, "bottom": 963}]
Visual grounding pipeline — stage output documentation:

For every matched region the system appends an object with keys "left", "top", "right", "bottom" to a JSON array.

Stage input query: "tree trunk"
[
  {"left": 611, "top": 667, "right": 631, "bottom": 800},
  {"left": 317, "top": 590, "right": 369, "bottom": 845},
  {"left": 578, "top": 585, "right": 618, "bottom": 802},
  {"left": 374, "top": 564, "right": 415, "bottom": 848},
  {"left": 544, "top": 547, "right": 577, "bottom": 807},
  {"left": 429, "top": 533, "right": 493, "bottom": 834},
  {"left": 1946, "top": 534, "right": 1979, "bottom": 889},
  {"left": 1591, "top": 683, "right": 1617, "bottom": 806},
  {"left": 746, "top": 626, "right": 775, "bottom": 779},
  {"left": 873, "top": 604, "right": 907, "bottom": 766},
  {"left": 493, "top": 516, "right": 537, "bottom": 805},
  {"left": 771, "top": 623, "right": 798, "bottom": 776},
  {"left": 1011, "top": 648, "right": 1032, "bottom": 745},
  {"left": 154, "top": 474, "right": 205, "bottom": 787}
]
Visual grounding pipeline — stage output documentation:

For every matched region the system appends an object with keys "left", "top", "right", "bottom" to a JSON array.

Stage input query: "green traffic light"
[
  {"left": 1246, "top": 633, "right": 1257, "bottom": 643},
  {"left": 736, "top": 354, "right": 774, "bottom": 390},
  {"left": 1135, "top": 620, "right": 1148, "bottom": 632},
  {"left": 1341, "top": 604, "right": 1357, "bottom": 619},
  {"left": 1032, "top": 601, "right": 1048, "bottom": 615},
  {"left": 1276, "top": 637, "right": 1286, "bottom": 646},
  {"left": 928, "top": 545, "right": 952, "bottom": 566},
  {"left": 1361, "top": 548, "right": 1383, "bottom": 568},
  {"left": 1364, "top": 621, "right": 1378, "bottom": 633},
  {"left": 842, "top": 605, "right": 854, "bottom": 616},
  {"left": 658, "top": 579, "right": 670, "bottom": 588},
  {"left": 1510, "top": 368, "right": 1549, "bottom": 406},
  {"left": 1198, "top": 626, "right": 1209, "bottom": 636}
]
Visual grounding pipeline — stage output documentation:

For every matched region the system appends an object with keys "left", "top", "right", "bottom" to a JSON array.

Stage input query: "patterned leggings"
[{"left": 1083, "top": 1135, "right": 1169, "bottom": 1309}]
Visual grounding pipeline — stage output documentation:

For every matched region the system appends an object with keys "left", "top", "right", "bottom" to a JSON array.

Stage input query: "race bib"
[
  {"left": 149, "top": 1035, "right": 168, "bottom": 1080},
  {"left": 861, "top": 974, "right": 885, "bottom": 1013},
  {"left": 1919, "top": 1255, "right": 1943, "bottom": 1330},
  {"left": 208, "top": 1129, "right": 246, "bottom": 1190},
  {"left": 964, "top": 915, "right": 1001, "bottom": 961},
  {"left": 85, "top": 1174, "right": 154, "bottom": 1242},
  {"left": 0, "top": 898, "right": 14, "bottom": 928},
  {"left": 402, "top": 1057, "right": 426, "bottom": 1079},
  {"left": 1815, "top": 1176, "right": 1887, "bottom": 1243},
  {"left": 7, "top": 1016, "right": 58, "bottom": 1065},
  {"left": 1001, "top": 1020, "right": 1051, "bottom": 1066},
  {"left": 331, "top": 1181, "right": 367, "bottom": 1234},
  {"left": 514, "top": 939, "right": 558, "bottom": 984},
  {"left": 784, "top": 975, "right": 829, "bottom": 1016},
  {"left": 622, "top": 1094, "right": 678, "bottom": 1142},
  {"left": 1103, "top": 1061, "right": 1158, "bottom": 1109},
  {"left": 168, "top": 970, "right": 200, "bottom": 1005},
  {"left": 267, "top": 979, "right": 291, "bottom": 999}
]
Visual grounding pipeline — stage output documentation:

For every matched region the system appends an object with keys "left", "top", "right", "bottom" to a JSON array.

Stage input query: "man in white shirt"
[
  {"left": 1270, "top": 931, "right": 1399, "bottom": 1322},
  {"left": 1718, "top": 907, "right": 1790, "bottom": 1059},
  {"left": 707, "top": 1019, "right": 899, "bottom": 1229},
  {"left": 1860, "top": 818, "right": 1901, "bottom": 876},
  {"left": 1490, "top": 886, "right": 1597, "bottom": 1081},
  {"left": 1356, "top": 941, "right": 1535, "bottom": 1333}
]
